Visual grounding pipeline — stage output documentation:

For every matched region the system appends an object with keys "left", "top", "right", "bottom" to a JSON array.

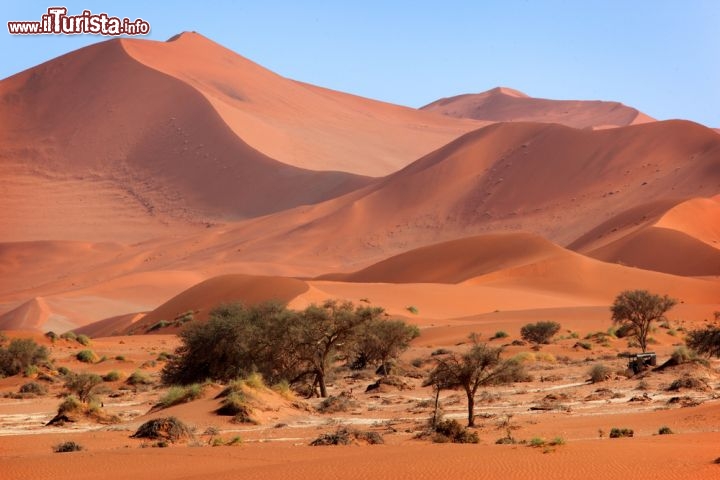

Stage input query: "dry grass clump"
[
  {"left": 53, "top": 441, "right": 83, "bottom": 453},
  {"left": 589, "top": 363, "right": 612, "bottom": 383},
  {"left": 667, "top": 374, "right": 711, "bottom": 392},
  {"left": 609, "top": 427, "right": 634, "bottom": 438},
  {"left": 131, "top": 417, "right": 193, "bottom": 443},
  {"left": 154, "top": 384, "right": 205, "bottom": 410},
  {"left": 432, "top": 419, "right": 479, "bottom": 444},
  {"left": 317, "top": 392, "right": 358, "bottom": 413},
  {"left": 310, "top": 427, "right": 384, "bottom": 446}
]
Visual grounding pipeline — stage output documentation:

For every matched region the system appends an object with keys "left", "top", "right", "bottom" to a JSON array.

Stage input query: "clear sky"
[{"left": 2, "top": 1, "right": 719, "bottom": 126}]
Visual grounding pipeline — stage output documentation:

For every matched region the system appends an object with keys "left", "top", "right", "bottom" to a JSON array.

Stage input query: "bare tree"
[
  {"left": 425, "top": 336, "right": 526, "bottom": 427},
  {"left": 611, "top": 290, "right": 677, "bottom": 353}
]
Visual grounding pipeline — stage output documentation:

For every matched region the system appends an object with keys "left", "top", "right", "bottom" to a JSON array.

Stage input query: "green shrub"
[
  {"left": 57, "top": 366, "right": 72, "bottom": 376},
  {"left": 60, "top": 332, "right": 77, "bottom": 342},
  {"left": 226, "top": 435, "right": 243, "bottom": 446},
  {"left": 76, "top": 335, "right": 91, "bottom": 346},
  {"left": 53, "top": 441, "right": 83, "bottom": 453},
  {"left": 57, "top": 395, "right": 82, "bottom": 415},
  {"left": 64, "top": 372, "right": 102, "bottom": 402},
  {"left": 19, "top": 381, "right": 47, "bottom": 396},
  {"left": 520, "top": 321, "right": 561, "bottom": 345},
  {"left": 0, "top": 338, "right": 50, "bottom": 377},
  {"left": 550, "top": 436, "right": 566, "bottom": 446},
  {"left": 156, "top": 384, "right": 204, "bottom": 409},
  {"left": 103, "top": 370, "right": 122, "bottom": 382},
  {"left": 406, "top": 306, "right": 419, "bottom": 315},
  {"left": 76, "top": 350, "right": 97, "bottom": 363},
  {"left": 529, "top": 437, "right": 546, "bottom": 447},
  {"left": 272, "top": 380, "right": 294, "bottom": 399},
  {"left": 609, "top": 427, "right": 634, "bottom": 438},
  {"left": 589, "top": 363, "right": 612, "bottom": 383},
  {"left": 658, "top": 426, "right": 673, "bottom": 435},
  {"left": 126, "top": 370, "right": 152, "bottom": 386},
  {"left": 147, "top": 321, "right": 170, "bottom": 332},
  {"left": 115, "top": 355, "right": 126, "bottom": 361},
  {"left": 491, "top": 331, "right": 509, "bottom": 340}
]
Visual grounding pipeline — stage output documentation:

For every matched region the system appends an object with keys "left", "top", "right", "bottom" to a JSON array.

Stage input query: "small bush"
[
  {"left": 658, "top": 426, "right": 673, "bottom": 435},
  {"left": 495, "top": 436, "right": 517, "bottom": 444},
  {"left": 609, "top": 427, "right": 634, "bottom": 438},
  {"left": 156, "top": 384, "right": 204, "bottom": 409},
  {"left": 60, "top": 332, "right": 77, "bottom": 342},
  {"left": 115, "top": 355, "right": 126, "bottom": 361},
  {"left": 103, "top": 370, "right": 122, "bottom": 382},
  {"left": 406, "top": 306, "right": 419, "bottom": 315},
  {"left": 243, "top": 372, "right": 265, "bottom": 389},
  {"left": 520, "top": 321, "right": 561, "bottom": 345},
  {"left": 0, "top": 338, "right": 50, "bottom": 377},
  {"left": 272, "top": 380, "right": 294, "bottom": 400},
  {"left": 491, "top": 331, "right": 509, "bottom": 340},
  {"left": 575, "top": 342, "right": 592, "bottom": 350},
  {"left": 147, "top": 321, "right": 170, "bottom": 332},
  {"left": 550, "top": 436, "right": 565, "bottom": 446},
  {"left": 317, "top": 393, "right": 358, "bottom": 413},
  {"left": 668, "top": 374, "right": 710, "bottom": 391},
  {"left": 156, "top": 352, "right": 172, "bottom": 362},
  {"left": 76, "top": 350, "right": 98, "bottom": 363},
  {"left": 131, "top": 417, "right": 192, "bottom": 443},
  {"left": 431, "top": 348, "right": 451, "bottom": 356},
  {"left": 614, "top": 324, "right": 635, "bottom": 339},
  {"left": 126, "top": 370, "right": 151, "bottom": 386},
  {"left": 216, "top": 393, "right": 255, "bottom": 424},
  {"left": 310, "top": 427, "right": 383, "bottom": 446},
  {"left": 57, "top": 396, "right": 82, "bottom": 415},
  {"left": 432, "top": 419, "right": 479, "bottom": 444},
  {"left": 19, "top": 381, "right": 47, "bottom": 396},
  {"left": 589, "top": 363, "right": 612, "bottom": 383},
  {"left": 529, "top": 437, "right": 545, "bottom": 447},
  {"left": 53, "top": 441, "right": 83, "bottom": 453},
  {"left": 76, "top": 335, "right": 91, "bottom": 346},
  {"left": 57, "top": 366, "right": 72, "bottom": 376},
  {"left": 226, "top": 435, "right": 243, "bottom": 446}
]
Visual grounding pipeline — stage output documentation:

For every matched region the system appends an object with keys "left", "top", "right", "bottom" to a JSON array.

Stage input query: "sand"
[{"left": 1, "top": 31, "right": 720, "bottom": 480}]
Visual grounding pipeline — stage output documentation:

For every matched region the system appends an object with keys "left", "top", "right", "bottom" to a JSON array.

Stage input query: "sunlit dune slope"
[{"left": 422, "top": 86, "right": 654, "bottom": 129}]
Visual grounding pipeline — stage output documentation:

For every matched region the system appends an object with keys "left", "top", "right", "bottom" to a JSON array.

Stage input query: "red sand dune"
[
  {"left": 319, "top": 233, "right": 566, "bottom": 283},
  {"left": 422, "top": 86, "right": 654, "bottom": 129},
  {"left": 0, "top": 37, "right": 377, "bottom": 240},
  {"left": 124, "top": 274, "right": 309, "bottom": 334},
  {"left": 210, "top": 120, "right": 720, "bottom": 274},
  {"left": 122, "top": 32, "right": 481, "bottom": 176}
]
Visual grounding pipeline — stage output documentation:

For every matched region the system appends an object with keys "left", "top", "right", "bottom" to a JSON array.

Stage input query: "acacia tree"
[
  {"left": 425, "top": 337, "right": 526, "bottom": 427},
  {"left": 351, "top": 319, "right": 420, "bottom": 374},
  {"left": 686, "top": 326, "right": 720, "bottom": 358},
  {"left": 292, "top": 300, "right": 384, "bottom": 397},
  {"left": 64, "top": 372, "right": 102, "bottom": 403},
  {"left": 520, "top": 321, "right": 561, "bottom": 348},
  {"left": 611, "top": 290, "right": 677, "bottom": 353}
]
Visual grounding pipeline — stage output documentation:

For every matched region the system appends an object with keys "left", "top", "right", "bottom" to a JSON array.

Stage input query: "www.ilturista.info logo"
[{"left": 8, "top": 7, "right": 150, "bottom": 36}]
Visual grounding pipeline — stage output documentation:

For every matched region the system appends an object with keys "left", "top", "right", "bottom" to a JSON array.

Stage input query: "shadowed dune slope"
[
  {"left": 121, "top": 32, "right": 481, "bottom": 176},
  {"left": 0, "top": 36, "right": 373, "bottom": 241},
  {"left": 422, "top": 86, "right": 654, "bottom": 129},
  {"left": 318, "top": 233, "right": 565, "bottom": 283},
  {"left": 124, "top": 274, "right": 309, "bottom": 334}
]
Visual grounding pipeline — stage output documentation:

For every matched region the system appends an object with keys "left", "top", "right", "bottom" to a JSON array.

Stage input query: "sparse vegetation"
[
  {"left": 310, "top": 427, "right": 384, "bottom": 446},
  {"left": 0, "top": 338, "right": 50, "bottom": 377},
  {"left": 610, "top": 290, "right": 677, "bottom": 353},
  {"left": 349, "top": 319, "right": 419, "bottom": 373},
  {"left": 76, "top": 350, "right": 98, "bottom": 363},
  {"left": 520, "top": 321, "right": 561, "bottom": 347},
  {"left": 156, "top": 384, "right": 205, "bottom": 409},
  {"left": 102, "top": 370, "right": 122, "bottom": 382},
  {"left": 53, "top": 441, "right": 83, "bottom": 453},
  {"left": 425, "top": 334, "right": 527, "bottom": 427},
  {"left": 162, "top": 300, "right": 393, "bottom": 397},
  {"left": 406, "top": 305, "right": 419, "bottom": 315},
  {"left": 317, "top": 393, "right": 358, "bottom": 413},
  {"left": 609, "top": 427, "right": 634, "bottom": 438},
  {"left": 431, "top": 418, "right": 479, "bottom": 444},
  {"left": 126, "top": 370, "right": 152, "bottom": 386},
  {"left": 491, "top": 331, "right": 509, "bottom": 340},
  {"left": 19, "top": 381, "right": 47, "bottom": 396},
  {"left": 658, "top": 426, "right": 674, "bottom": 435},
  {"left": 589, "top": 363, "right": 612, "bottom": 383},
  {"left": 76, "top": 334, "right": 91, "bottom": 346},
  {"left": 686, "top": 326, "right": 720, "bottom": 358},
  {"left": 132, "top": 417, "right": 193, "bottom": 443},
  {"left": 64, "top": 372, "right": 102, "bottom": 403}
]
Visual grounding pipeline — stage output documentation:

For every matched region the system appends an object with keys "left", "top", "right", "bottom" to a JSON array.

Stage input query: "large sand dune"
[{"left": 422, "top": 86, "right": 654, "bottom": 129}]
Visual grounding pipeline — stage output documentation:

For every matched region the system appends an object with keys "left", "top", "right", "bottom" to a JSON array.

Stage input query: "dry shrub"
[
  {"left": 317, "top": 393, "right": 358, "bottom": 413},
  {"left": 310, "top": 427, "right": 383, "bottom": 446},
  {"left": 667, "top": 374, "right": 710, "bottom": 392},
  {"left": 132, "top": 417, "right": 193, "bottom": 443}
]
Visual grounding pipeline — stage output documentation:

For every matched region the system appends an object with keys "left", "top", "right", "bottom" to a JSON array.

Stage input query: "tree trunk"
[
  {"left": 431, "top": 387, "right": 441, "bottom": 428},
  {"left": 317, "top": 370, "right": 328, "bottom": 398},
  {"left": 466, "top": 389, "right": 475, "bottom": 427}
]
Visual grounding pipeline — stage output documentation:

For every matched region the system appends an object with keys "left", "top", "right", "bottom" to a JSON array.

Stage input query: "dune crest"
[{"left": 422, "top": 86, "right": 654, "bottom": 129}]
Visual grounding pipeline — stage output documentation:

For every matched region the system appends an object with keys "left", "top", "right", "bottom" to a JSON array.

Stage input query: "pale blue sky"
[{"left": 3, "top": 1, "right": 719, "bottom": 126}]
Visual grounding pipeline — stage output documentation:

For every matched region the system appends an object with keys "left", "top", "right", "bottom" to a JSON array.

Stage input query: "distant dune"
[
  {"left": 125, "top": 274, "right": 309, "bottom": 334},
  {"left": 422, "top": 86, "right": 654, "bottom": 129}
]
